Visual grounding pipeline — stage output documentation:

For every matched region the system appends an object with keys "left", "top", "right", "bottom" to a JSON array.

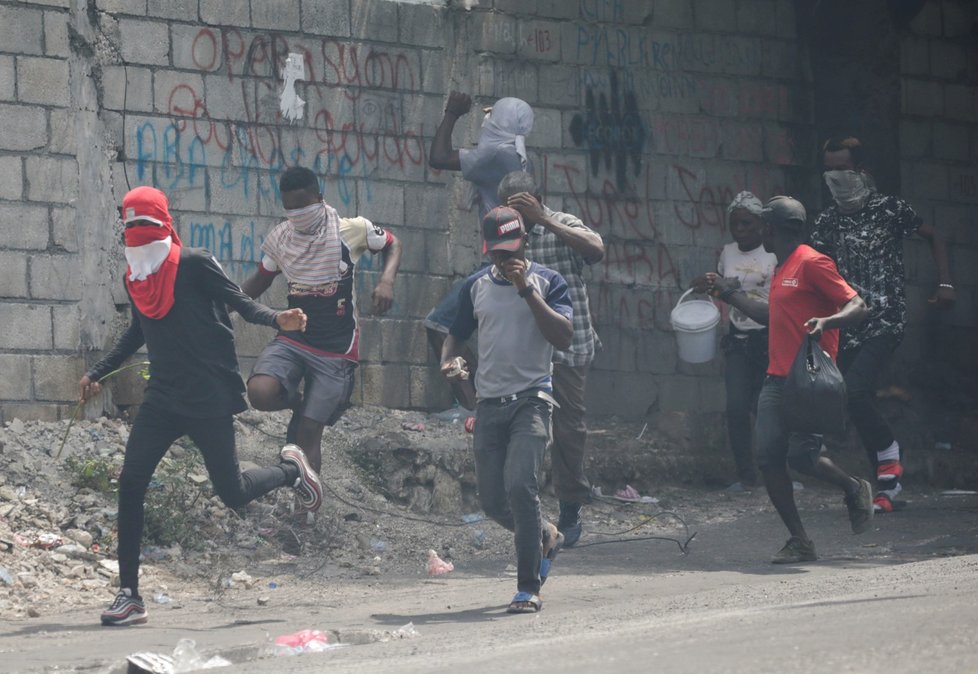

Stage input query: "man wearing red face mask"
[{"left": 79, "top": 186, "right": 320, "bottom": 627}]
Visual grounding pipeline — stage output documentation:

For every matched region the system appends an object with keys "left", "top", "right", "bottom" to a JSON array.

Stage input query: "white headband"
[{"left": 726, "top": 191, "right": 763, "bottom": 216}]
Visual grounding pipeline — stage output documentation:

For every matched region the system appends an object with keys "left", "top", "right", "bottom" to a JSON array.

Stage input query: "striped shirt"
[{"left": 525, "top": 206, "right": 601, "bottom": 367}]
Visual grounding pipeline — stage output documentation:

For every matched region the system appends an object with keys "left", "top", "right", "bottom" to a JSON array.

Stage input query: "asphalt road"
[{"left": 2, "top": 488, "right": 976, "bottom": 674}]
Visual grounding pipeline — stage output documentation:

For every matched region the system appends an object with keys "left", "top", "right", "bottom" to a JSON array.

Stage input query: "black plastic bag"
[{"left": 781, "top": 335, "right": 847, "bottom": 435}]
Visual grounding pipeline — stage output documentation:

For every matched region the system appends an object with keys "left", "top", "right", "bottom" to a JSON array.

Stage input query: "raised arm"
[
  {"left": 503, "top": 260, "right": 573, "bottom": 350},
  {"left": 507, "top": 193, "right": 605, "bottom": 262},
  {"left": 429, "top": 91, "right": 471, "bottom": 171}
]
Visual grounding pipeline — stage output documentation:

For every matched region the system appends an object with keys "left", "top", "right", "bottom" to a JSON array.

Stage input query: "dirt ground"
[{"left": 0, "top": 405, "right": 721, "bottom": 622}]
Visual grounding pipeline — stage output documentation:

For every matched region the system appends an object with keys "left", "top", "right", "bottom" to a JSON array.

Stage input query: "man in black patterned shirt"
[{"left": 811, "top": 137, "right": 955, "bottom": 513}]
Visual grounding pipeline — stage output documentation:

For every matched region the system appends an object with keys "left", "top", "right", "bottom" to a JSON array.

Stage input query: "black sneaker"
[
  {"left": 844, "top": 478, "right": 874, "bottom": 534},
  {"left": 100, "top": 588, "right": 147, "bottom": 626},
  {"left": 771, "top": 537, "right": 817, "bottom": 564},
  {"left": 280, "top": 444, "right": 323, "bottom": 513},
  {"left": 557, "top": 501, "right": 583, "bottom": 548}
]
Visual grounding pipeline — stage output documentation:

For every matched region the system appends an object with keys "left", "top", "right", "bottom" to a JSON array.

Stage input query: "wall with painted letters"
[{"left": 0, "top": 0, "right": 973, "bottom": 432}]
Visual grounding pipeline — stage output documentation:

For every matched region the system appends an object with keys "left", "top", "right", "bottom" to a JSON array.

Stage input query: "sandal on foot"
[
  {"left": 540, "top": 530, "right": 564, "bottom": 586},
  {"left": 506, "top": 591, "right": 542, "bottom": 614}
]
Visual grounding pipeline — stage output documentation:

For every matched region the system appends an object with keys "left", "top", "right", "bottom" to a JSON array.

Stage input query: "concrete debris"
[{"left": 0, "top": 405, "right": 679, "bottom": 621}]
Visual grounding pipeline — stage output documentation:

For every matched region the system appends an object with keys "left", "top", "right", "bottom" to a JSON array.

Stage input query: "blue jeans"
[{"left": 472, "top": 395, "right": 552, "bottom": 595}]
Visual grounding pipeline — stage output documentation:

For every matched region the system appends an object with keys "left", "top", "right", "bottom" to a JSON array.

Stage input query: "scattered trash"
[
  {"left": 934, "top": 441, "right": 953, "bottom": 451},
  {"left": 391, "top": 622, "right": 419, "bottom": 639},
  {"left": 613, "top": 485, "right": 659, "bottom": 504},
  {"left": 153, "top": 592, "right": 173, "bottom": 605},
  {"left": 0, "top": 566, "right": 13, "bottom": 585},
  {"left": 370, "top": 539, "right": 388, "bottom": 553},
  {"left": 172, "top": 639, "right": 232, "bottom": 671},
  {"left": 126, "top": 652, "right": 175, "bottom": 674},
  {"left": 400, "top": 421, "right": 426, "bottom": 432},
  {"left": 461, "top": 513, "right": 483, "bottom": 524},
  {"left": 32, "top": 532, "right": 62, "bottom": 549},
  {"left": 443, "top": 356, "right": 470, "bottom": 380},
  {"left": 942, "top": 490, "right": 978, "bottom": 496},
  {"left": 430, "top": 405, "right": 465, "bottom": 423},
  {"left": 464, "top": 416, "right": 476, "bottom": 433},
  {"left": 230, "top": 571, "right": 254, "bottom": 588},
  {"left": 636, "top": 421, "right": 648, "bottom": 440},
  {"left": 273, "top": 629, "right": 335, "bottom": 656},
  {"left": 268, "top": 581, "right": 278, "bottom": 590},
  {"left": 427, "top": 549, "right": 454, "bottom": 576}
]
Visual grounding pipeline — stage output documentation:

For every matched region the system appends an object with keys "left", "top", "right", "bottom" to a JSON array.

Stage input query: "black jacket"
[{"left": 88, "top": 248, "right": 279, "bottom": 418}]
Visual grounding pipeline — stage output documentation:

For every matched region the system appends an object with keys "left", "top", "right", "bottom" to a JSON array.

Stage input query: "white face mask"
[
  {"left": 823, "top": 170, "right": 871, "bottom": 212},
  {"left": 285, "top": 201, "right": 326, "bottom": 234}
]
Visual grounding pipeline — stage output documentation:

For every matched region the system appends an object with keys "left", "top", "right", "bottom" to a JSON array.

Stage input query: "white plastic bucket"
[{"left": 670, "top": 288, "right": 721, "bottom": 363}]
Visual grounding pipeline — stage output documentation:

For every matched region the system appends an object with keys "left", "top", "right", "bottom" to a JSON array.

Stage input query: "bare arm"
[
  {"left": 428, "top": 91, "right": 471, "bottom": 171},
  {"left": 502, "top": 259, "right": 573, "bottom": 350},
  {"left": 507, "top": 193, "right": 604, "bottom": 262},
  {"left": 240, "top": 268, "right": 275, "bottom": 300},
  {"left": 916, "top": 222, "right": 955, "bottom": 307},
  {"left": 441, "top": 333, "right": 464, "bottom": 366},
  {"left": 805, "top": 295, "right": 867, "bottom": 339},
  {"left": 371, "top": 233, "right": 402, "bottom": 315},
  {"left": 712, "top": 276, "right": 770, "bottom": 325}
]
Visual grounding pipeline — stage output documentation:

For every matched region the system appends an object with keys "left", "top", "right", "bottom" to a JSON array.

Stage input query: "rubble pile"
[
  {"left": 0, "top": 403, "right": 714, "bottom": 622},
  {"left": 0, "top": 407, "right": 512, "bottom": 619}
]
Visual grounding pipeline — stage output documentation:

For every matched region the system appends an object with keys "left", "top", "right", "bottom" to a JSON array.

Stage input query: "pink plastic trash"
[
  {"left": 274, "top": 629, "right": 331, "bottom": 652},
  {"left": 427, "top": 549, "right": 454, "bottom": 576},
  {"left": 615, "top": 485, "right": 641, "bottom": 501}
]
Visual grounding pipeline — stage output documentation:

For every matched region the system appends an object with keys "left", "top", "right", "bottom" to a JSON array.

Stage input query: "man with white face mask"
[
  {"left": 241, "top": 167, "right": 402, "bottom": 478},
  {"left": 812, "top": 136, "right": 955, "bottom": 514}
]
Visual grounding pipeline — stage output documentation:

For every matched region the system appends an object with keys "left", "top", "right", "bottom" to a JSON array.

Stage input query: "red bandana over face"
[{"left": 121, "top": 186, "right": 183, "bottom": 319}]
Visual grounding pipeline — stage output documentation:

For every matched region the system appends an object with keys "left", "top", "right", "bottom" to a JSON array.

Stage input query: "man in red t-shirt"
[{"left": 710, "top": 196, "right": 873, "bottom": 564}]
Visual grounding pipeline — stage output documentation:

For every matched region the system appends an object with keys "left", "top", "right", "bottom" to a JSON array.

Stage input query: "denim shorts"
[
  {"left": 249, "top": 338, "right": 355, "bottom": 425},
  {"left": 755, "top": 375, "right": 822, "bottom": 470}
]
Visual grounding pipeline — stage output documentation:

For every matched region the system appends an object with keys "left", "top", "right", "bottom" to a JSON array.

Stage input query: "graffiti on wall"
[
  {"left": 569, "top": 70, "right": 646, "bottom": 192},
  {"left": 133, "top": 28, "right": 435, "bottom": 276}
]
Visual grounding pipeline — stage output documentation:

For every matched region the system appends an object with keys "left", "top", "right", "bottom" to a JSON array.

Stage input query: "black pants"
[
  {"left": 723, "top": 330, "right": 768, "bottom": 485},
  {"left": 837, "top": 334, "right": 901, "bottom": 474},
  {"left": 117, "top": 403, "right": 292, "bottom": 594}
]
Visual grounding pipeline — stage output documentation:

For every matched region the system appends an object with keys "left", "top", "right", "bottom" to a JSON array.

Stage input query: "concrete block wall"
[
  {"left": 0, "top": 0, "right": 973, "bottom": 426},
  {"left": 897, "top": 0, "right": 978, "bottom": 382}
]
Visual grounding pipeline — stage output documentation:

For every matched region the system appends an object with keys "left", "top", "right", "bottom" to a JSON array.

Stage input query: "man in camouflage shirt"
[
  {"left": 811, "top": 137, "right": 955, "bottom": 513},
  {"left": 498, "top": 171, "right": 605, "bottom": 546}
]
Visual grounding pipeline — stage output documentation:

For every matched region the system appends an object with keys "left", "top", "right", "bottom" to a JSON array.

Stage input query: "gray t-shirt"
[
  {"left": 450, "top": 263, "right": 573, "bottom": 399},
  {"left": 459, "top": 145, "right": 529, "bottom": 220}
]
